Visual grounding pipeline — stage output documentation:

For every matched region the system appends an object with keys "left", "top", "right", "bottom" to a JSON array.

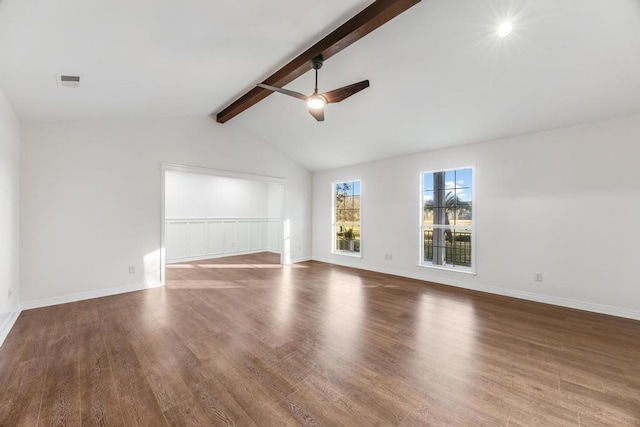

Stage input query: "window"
[
  {"left": 421, "top": 168, "right": 473, "bottom": 271},
  {"left": 333, "top": 180, "right": 361, "bottom": 255}
]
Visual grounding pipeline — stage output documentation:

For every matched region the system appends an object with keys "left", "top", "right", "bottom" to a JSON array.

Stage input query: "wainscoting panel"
[
  {"left": 250, "top": 221, "right": 262, "bottom": 250},
  {"left": 187, "top": 221, "right": 207, "bottom": 257},
  {"left": 207, "top": 221, "right": 224, "bottom": 255},
  {"left": 166, "top": 218, "right": 281, "bottom": 263},
  {"left": 166, "top": 222, "right": 187, "bottom": 260},
  {"left": 237, "top": 221, "right": 250, "bottom": 252},
  {"left": 223, "top": 221, "right": 237, "bottom": 254},
  {"left": 262, "top": 222, "right": 269, "bottom": 250}
]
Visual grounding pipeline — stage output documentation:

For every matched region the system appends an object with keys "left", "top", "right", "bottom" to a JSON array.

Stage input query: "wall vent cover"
[{"left": 56, "top": 74, "right": 81, "bottom": 88}]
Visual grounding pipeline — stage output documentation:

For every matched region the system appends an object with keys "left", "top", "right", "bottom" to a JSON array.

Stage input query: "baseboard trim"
[
  {"left": 311, "top": 256, "right": 640, "bottom": 321},
  {"left": 0, "top": 310, "right": 21, "bottom": 347},
  {"left": 167, "top": 249, "right": 281, "bottom": 264},
  {"left": 20, "top": 281, "right": 163, "bottom": 311}
]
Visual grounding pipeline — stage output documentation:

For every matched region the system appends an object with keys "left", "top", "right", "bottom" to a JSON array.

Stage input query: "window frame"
[
  {"left": 331, "top": 178, "right": 362, "bottom": 258},
  {"left": 418, "top": 167, "right": 475, "bottom": 274}
]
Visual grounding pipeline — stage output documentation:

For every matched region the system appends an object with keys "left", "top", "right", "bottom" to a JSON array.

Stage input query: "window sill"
[
  {"left": 417, "top": 263, "right": 476, "bottom": 276},
  {"left": 332, "top": 251, "right": 362, "bottom": 259}
]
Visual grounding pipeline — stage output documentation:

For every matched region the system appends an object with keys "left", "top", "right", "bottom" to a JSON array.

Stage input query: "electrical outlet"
[
  {"left": 534, "top": 272, "right": 543, "bottom": 282},
  {"left": 384, "top": 253, "right": 393, "bottom": 261},
  {"left": 128, "top": 265, "right": 135, "bottom": 274},
  {"left": 8, "top": 289, "right": 12, "bottom": 299},
  {"left": 388, "top": 254, "right": 393, "bottom": 261}
]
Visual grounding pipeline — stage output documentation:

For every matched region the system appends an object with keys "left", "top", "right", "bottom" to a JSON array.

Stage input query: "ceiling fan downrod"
[{"left": 312, "top": 56, "right": 323, "bottom": 95}]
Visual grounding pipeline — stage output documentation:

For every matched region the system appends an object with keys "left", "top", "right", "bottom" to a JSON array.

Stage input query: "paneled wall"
[{"left": 166, "top": 218, "right": 281, "bottom": 263}]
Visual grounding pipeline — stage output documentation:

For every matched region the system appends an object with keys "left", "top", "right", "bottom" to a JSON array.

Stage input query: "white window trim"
[
  {"left": 418, "top": 166, "right": 475, "bottom": 274},
  {"left": 416, "top": 262, "right": 476, "bottom": 275},
  {"left": 332, "top": 178, "right": 363, "bottom": 258}
]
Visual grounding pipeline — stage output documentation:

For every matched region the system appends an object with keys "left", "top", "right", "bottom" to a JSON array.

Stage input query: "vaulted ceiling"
[{"left": 1, "top": 0, "right": 640, "bottom": 171}]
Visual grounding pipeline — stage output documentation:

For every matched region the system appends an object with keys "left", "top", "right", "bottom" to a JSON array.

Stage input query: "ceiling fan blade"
[
  {"left": 308, "top": 108, "right": 325, "bottom": 122},
  {"left": 257, "top": 83, "right": 307, "bottom": 101},
  {"left": 321, "top": 80, "right": 370, "bottom": 104}
]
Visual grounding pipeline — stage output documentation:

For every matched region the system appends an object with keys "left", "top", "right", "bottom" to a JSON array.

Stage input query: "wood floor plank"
[
  {"left": 151, "top": 326, "right": 219, "bottom": 390},
  {"left": 190, "top": 378, "right": 257, "bottom": 426},
  {"left": 0, "top": 356, "right": 48, "bottom": 427},
  {"left": 38, "top": 312, "right": 81, "bottom": 426},
  {"left": 559, "top": 379, "right": 640, "bottom": 426},
  {"left": 16, "top": 309, "right": 52, "bottom": 363},
  {"left": 0, "top": 310, "right": 44, "bottom": 397},
  {"left": 207, "top": 358, "right": 299, "bottom": 426},
  {"left": 127, "top": 328, "right": 193, "bottom": 413},
  {"left": 162, "top": 397, "right": 213, "bottom": 427},
  {"left": 78, "top": 317, "right": 124, "bottom": 427},
  {"left": 1, "top": 253, "right": 640, "bottom": 425},
  {"left": 104, "top": 332, "right": 168, "bottom": 426}
]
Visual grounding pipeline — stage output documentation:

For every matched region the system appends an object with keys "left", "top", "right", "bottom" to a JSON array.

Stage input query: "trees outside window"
[
  {"left": 421, "top": 168, "right": 473, "bottom": 270},
  {"left": 333, "top": 180, "right": 361, "bottom": 255}
]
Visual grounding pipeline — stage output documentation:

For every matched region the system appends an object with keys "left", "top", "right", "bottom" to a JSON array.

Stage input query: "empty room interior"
[{"left": 2, "top": 0, "right": 640, "bottom": 425}]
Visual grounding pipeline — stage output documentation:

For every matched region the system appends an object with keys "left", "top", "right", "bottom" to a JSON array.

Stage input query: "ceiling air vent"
[{"left": 56, "top": 74, "right": 81, "bottom": 88}]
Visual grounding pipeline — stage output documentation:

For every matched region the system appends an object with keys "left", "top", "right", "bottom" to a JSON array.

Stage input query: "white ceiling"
[{"left": 1, "top": 0, "right": 640, "bottom": 171}]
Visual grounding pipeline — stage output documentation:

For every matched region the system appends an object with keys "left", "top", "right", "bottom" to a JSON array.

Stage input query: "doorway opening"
[{"left": 160, "top": 163, "right": 286, "bottom": 284}]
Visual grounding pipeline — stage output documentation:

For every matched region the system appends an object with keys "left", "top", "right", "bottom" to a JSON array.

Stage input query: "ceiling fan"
[{"left": 258, "top": 55, "right": 369, "bottom": 122}]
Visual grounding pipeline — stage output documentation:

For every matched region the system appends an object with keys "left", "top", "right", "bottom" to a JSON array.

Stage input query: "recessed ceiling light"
[{"left": 497, "top": 22, "right": 513, "bottom": 37}]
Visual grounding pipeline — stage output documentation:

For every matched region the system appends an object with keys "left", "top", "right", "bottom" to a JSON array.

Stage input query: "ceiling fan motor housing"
[{"left": 312, "top": 56, "right": 324, "bottom": 70}]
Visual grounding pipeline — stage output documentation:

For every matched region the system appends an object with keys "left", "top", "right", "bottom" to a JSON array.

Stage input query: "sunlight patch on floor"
[{"left": 196, "top": 264, "right": 283, "bottom": 269}]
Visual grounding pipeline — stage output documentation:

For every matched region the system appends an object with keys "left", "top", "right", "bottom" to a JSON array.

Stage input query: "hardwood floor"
[{"left": 1, "top": 252, "right": 640, "bottom": 426}]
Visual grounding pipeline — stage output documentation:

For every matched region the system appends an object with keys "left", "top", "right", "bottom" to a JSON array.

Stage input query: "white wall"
[
  {"left": 20, "top": 116, "right": 311, "bottom": 306},
  {"left": 165, "top": 171, "right": 270, "bottom": 219},
  {"left": 312, "top": 114, "right": 640, "bottom": 319},
  {"left": 267, "top": 182, "right": 284, "bottom": 219},
  {"left": 0, "top": 88, "right": 20, "bottom": 339}
]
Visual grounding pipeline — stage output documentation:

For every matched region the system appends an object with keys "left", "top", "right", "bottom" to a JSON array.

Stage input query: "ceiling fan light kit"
[{"left": 307, "top": 96, "right": 326, "bottom": 110}]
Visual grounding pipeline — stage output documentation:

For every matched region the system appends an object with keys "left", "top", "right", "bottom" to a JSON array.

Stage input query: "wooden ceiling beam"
[{"left": 216, "top": 0, "right": 421, "bottom": 123}]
